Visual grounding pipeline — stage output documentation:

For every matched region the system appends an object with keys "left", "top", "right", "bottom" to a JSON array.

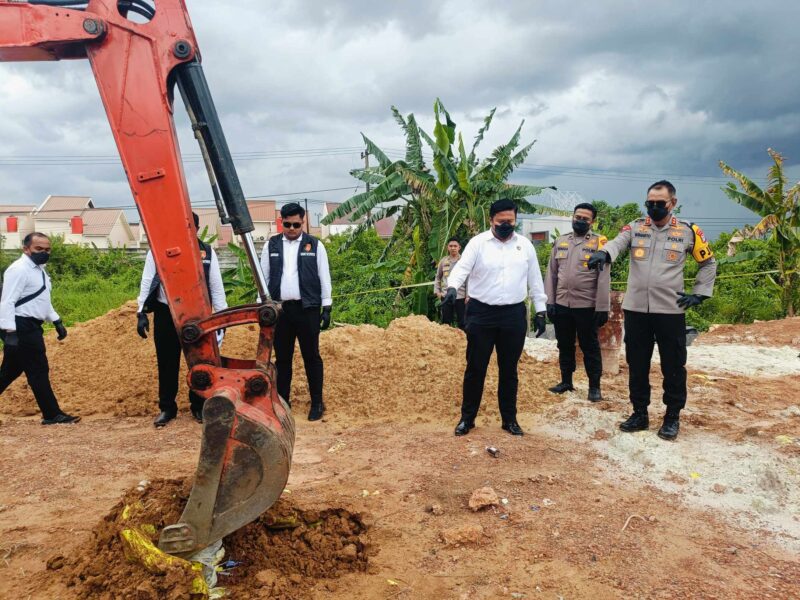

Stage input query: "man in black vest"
[
  {"left": 260, "top": 203, "right": 332, "bottom": 421},
  {"left": 136, "top": 213, "right": 228, "bottom": 427}
]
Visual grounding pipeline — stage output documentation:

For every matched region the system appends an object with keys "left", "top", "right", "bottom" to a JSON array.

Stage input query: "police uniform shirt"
[
  {"left": 545, "top": 231, "right": 611, "bottom": 311},
  {"left": 447, "top": 230, "right": 548, "bottom": 312},
  {"left": 435, "top": 255, "right": 467, "bottom": 299},
  {"left": 603, "top": 216, "right": 717, "bottom": 314},
  {"left": 260, "top": 236, "right": 333, "bottom": 307},
  {"left": 136, "top": 249, "right": 228, "bottom": 313},
  {"left": 0, "top": 254, "right": 59, "bottom": 330}
]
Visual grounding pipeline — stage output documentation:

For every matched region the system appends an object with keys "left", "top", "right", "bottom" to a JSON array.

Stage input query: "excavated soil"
[
  {"left": 0, "top": 303, "right": 557, "bottom": 423},
  {"left": 52, "top": 478, "right": 369, "bottom": 600}
]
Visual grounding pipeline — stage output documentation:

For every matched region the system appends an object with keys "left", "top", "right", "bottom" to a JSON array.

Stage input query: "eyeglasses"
[
  {"left": 645, "top": 200, "right": 669, "bottom": 208},
  {"left": 282, "top": 221, "right": 303, "bottom": 229}
]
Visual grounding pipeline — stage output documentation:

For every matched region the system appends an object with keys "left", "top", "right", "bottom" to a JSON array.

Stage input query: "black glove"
[
  {"left": 593, "top": 311, "right": 609, "bottom": 329},
  {"left": 533, "top": 311, "right": 546, "bottom": 338},
  {"left": 3, "top": 331, "right": 19, "bottom": 350},
  {"left": 442, "top": 287, "right": 457, "bottom": 306},
  {"left": 136, "top": 312, "right": 150, "bottom": 339},
  {"left": 676, "top": 292, "right": 706, "bottom": 309},
  {"left": 54, "top": 319, "right": 68, "bottom": 341},
  {"left": 546, "top": 304, "right": 556, "bottom": 321},
  {"left": 587, "top": 250, "right": 610, "bottom": 272},
  {"left": 320, "top": 306, "right": 332, "bottom": 330}
]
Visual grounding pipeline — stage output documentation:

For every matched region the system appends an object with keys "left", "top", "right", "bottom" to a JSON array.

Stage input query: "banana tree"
[
  {"left": 324, "top": 99, "right": 564, "bottom": 315},
  {"left": 719, "top": 148, "right": 800, "bottom": 316}
]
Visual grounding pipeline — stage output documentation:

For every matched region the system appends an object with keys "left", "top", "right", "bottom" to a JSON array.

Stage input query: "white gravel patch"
[
  {"left": 662, "top": 344, "right": 799, "bottom": 377},
  {"left": 540, "top": 396, "right": 800, "bottom": 551},
  {"left": 523, "top": 336, "right": 558, "bottom": 362}
]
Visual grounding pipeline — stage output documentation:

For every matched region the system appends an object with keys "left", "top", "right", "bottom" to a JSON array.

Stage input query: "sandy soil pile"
[
  {"left": 1, "top": 304, "right": 560, "bottom": 423},
  {"left": 52, "top": 478, "right": 370, "bottom": 600}
]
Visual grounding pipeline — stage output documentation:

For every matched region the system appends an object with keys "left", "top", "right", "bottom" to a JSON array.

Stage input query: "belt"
[{"left": 281, "top": 299, "right": 303, "bottom": 306}]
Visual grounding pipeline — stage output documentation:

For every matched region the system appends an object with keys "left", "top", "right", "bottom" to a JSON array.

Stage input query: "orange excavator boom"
[{"left": 0, "top": 0, "right": 294, "bottom": 556}]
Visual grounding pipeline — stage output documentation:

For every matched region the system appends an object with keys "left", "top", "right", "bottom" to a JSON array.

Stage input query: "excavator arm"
[{"left": 0, "top": 0, "right": 294, "bottom": 556}]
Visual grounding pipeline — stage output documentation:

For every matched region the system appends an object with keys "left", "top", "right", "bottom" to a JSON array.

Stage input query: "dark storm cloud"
[{"left": 0, "top": 0, "right": 797, "bottom": 238}]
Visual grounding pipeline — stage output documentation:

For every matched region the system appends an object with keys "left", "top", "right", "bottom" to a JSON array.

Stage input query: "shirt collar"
[
  {"left": 282, "top": 234, "right": 302, "bottom": 243},
  {"left": 488, "top": 231, "right": 517, "bottom": 244},
  {"left": 22, "top": 254, "right": 39, "bottom": 268}
]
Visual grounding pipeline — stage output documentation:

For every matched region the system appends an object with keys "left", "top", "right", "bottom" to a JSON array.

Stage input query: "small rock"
[
  {"left": 542, "top": 498, "right": 555, "bottom": 507},
  {"left": 135, "top": 581, "right": 157, "bottom": 600},
  {"left": 726, "top": 546, "right": 738, "bottom": 555},
  {"left": 428, "top": 503, "right": 444, "bottom": 516},
  {"left": 255, "top": 569, "right": 280, "bottom": 588},
  {"left": 469, "top": 487, "right": 499, "bottom": 511},
  {"left": 341, "top": 544, "right": 358, "bottom": 561},
  {"left": 782, "top": 406, "right": 800, "bottom": 418},
  {"left": 46, "top": 555, "right": 65, "bottom": 570},
  {"left": 593, "top": 429, "right": 611, "bottom": 441},
  {"left": 289, "top": 573, "right": 303, "bottom": 585},
  {"left": 712, "top": 483, "right": 727, "bottom": 494},
  {"left": 441, "top": 523, "right": 485, "bottom": 546}
]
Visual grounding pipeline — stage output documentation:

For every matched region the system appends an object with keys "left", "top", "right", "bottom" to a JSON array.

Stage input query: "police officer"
[
  {"left": 260, "top": 202, "right": 332, "bottom": 421},
  {"left": 434, "top": 237, "right": 467, "bottom": 330},
  {"left": 444, "top": 198, "right": 547, "bottom": 436},
  {"left": 0, "top": 232, "right": 80, "bottom": 424},
  {"left": 545, "top": 203, "right": 610, "bottom": 402},
  {"left": 588, "top": 181, "right": 716, "bottom": 440},
  {"left": 136, "top": 213, "right": 228, "bottom": 427}
]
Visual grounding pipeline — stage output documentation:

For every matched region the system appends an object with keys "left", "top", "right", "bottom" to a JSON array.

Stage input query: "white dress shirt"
[
  {"left": 447, "top": 230, "right": 548, "bottom": 312},
  {"left": 0, "top": 254, "right": 60, "bottom": 330},
  {"left": 137, "top": 249, "right": 228, "bottom": 313},
  {"left": 259, "top": 236, "right": 333, "bottom": 307}
]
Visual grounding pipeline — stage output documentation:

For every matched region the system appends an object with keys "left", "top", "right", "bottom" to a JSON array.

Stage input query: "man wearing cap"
[
  {"left": 588, "top": 180, "right": 716, "bottom": 440},
  {"left": 260, "top": 202, "right": 332, "bottom": 421},
  {"left": 0, "top": 232, "right": 79, "bottom": 424},
  {"left": 443, "top": 198, "right": 548, "bottom": 436},
  {"left": 136, "top": 212, "right": 228, "bottom": 427},
  {"left": 545, "top": 202, "right": 610, "bottom": 402}
]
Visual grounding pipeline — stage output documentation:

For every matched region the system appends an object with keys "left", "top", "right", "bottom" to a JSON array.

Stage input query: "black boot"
[
  {"left": 308, "top": 402, "right": 325, "bottom": 421},
  {"left": 548, "top": 373, "right": 575, "bottom": 394},
  {"left": 657, "top": 412, "right": 680, "bottom": 441},
  {"left": 587, "top": 387, "right": 603, "bottom": 402},
  {"left": 619, "top": 410, "right": 649, "bottom": 432}
]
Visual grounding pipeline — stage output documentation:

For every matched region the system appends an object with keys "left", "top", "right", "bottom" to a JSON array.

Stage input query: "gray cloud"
[{"left": 0, "top": 0, "right": 798, "bottom": 240}]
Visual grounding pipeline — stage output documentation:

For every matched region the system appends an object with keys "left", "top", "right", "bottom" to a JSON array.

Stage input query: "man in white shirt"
[
  {"left": 444, "top": 199, "right": 547, "bottom": 436},
  {"left": 0, "top": 233, "right": 79, "bottom": 424},
  {"left": 136, "top": 213, "right": 228, "bottom": 427},
  {"left": 260, "top": 203, "right": 332, "bottom": 421}
]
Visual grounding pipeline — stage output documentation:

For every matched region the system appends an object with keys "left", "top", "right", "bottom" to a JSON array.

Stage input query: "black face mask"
[
  {"left": 572, "top": 220, "right": 591, "bottom": 235},
  {"left": 29, "top": 251, "right": 50, "bottom": 266},
  {"left": 494, "top": 222, "right": 515, "bottom": 239},
  {"left": 646, "top": 203, "right": 670, "bottom": 222}
]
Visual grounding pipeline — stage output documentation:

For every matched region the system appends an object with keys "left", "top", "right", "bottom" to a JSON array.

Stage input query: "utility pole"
[{"left": 304, "top": 197, "right": 309, "bottom": 233}]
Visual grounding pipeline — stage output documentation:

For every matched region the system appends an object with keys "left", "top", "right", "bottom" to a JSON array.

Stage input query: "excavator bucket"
[{"left": 158, "top": 361, "right": 295, "bottom": 557}]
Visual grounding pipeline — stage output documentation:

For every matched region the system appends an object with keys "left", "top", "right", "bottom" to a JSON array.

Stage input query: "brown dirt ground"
[
  {"left": 1, "top": 310, "right": 799, "bottom": 599},
  {"left": 700, "top": 316, "right": 800, "bottom": 346}
]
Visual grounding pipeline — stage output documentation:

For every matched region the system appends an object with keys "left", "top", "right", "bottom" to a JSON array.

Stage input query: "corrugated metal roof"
[
  {"left": 80, "top": 208, "right": 122, "bottom": 236},
  {"left": 246, "top": 200, "right": 276, "bottom": 222},
  {"left": 0, "top": 204, "right": 36, "bottom": 214},
  {"left": 37, "top": 195, "right": 93, "bottom": 215}
]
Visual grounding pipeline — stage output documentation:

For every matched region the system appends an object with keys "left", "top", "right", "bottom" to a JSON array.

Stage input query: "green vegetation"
[
  {"left": 719, "top": 148, "right": 800, "bottom": 316},
  {"left": 323, "top": 98, "right": 566, "bottom": 317}
]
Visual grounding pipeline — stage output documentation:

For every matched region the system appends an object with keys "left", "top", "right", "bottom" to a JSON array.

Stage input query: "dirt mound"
[
  {"left": 51, "top": 478, "right": 370, "bottom": 600},
  {"left": 700, "top": 316, "right": 800, "bottom": 347},
  {"left": 1, "top": 305, "right": 560, "bottom": 423}
]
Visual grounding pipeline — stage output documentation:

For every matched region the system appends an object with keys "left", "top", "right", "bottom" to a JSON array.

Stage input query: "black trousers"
[
  {"left": 152, "top": 302, "right": 203, "bottom": 415},
  {"left": 461, "top": 300, "right": 527, "bottom": 424},
  {"left": 274, "top": 300, "right": 323, "bottom": 406},
  {"left": 441, "top": 298, "right": 467, "bottom": 330},
  {"left": 0, "top": 316, "right": 62, "bottom": 419},
  {"left": 552, "top": 305, "right": 602, "bottom": 387},
  {"left": 624, "top": 310, "right": 687, "bottom": 413}
]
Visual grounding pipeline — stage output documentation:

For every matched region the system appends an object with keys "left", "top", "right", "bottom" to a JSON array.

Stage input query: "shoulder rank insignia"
[{"left": 690, "top": 223, "right": 713, "bottom": 262}]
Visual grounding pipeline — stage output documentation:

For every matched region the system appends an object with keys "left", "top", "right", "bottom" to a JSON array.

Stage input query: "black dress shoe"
[
  {"left": 308, "top": 402, "right": 325, "bottom": 421},
  {"left": 619, "top": 411, "right": 649, "bottom": 432},
  {"left": 454, "top": 421, "right": 474, "bottom": 436},
  {"left": 588, "top": 387, "right": 603, "bottom": 402},
  {"left": 190, "top": 408, "right": 203, "bottom": 424},
  {"left": 501, "top": 421, "right": 524, "bottom": 436},
  {"left": 153, "top": 411, "right": 176, "bottom": 428},
  {"left": 657, "top": 416, "right": 680, "bottom": 440},
  {"left": 41, "top": 413, "right": 81, "bottom": 425},
  {"left": 548, "top": 382, "right": 575, "bottom": 394}
]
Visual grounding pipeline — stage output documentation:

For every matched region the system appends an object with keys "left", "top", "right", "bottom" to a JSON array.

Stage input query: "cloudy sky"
[{"left": 1, "top": 0, "right": 798, "bottom": 238}]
